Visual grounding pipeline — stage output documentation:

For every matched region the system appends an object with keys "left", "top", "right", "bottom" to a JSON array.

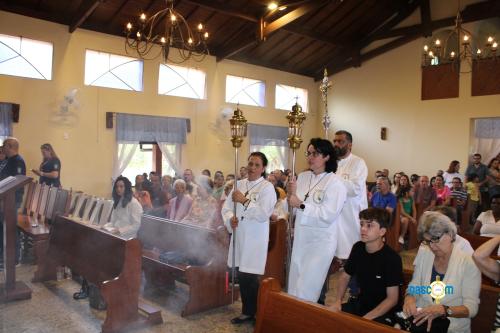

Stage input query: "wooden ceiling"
[{"left": 1, "top": 0, "right": 499, "bottom": 80}]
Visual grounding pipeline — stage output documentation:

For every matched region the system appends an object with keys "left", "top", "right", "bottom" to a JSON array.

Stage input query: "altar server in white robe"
[
  {"left": 222, "top": 152, "right": 276, "bottom": 324},
  {"left": 333, "top": 130, "right": 368, "bottom": 259},
  {"left": 287, "top": 138, "right": 347, "bottom": 302}
]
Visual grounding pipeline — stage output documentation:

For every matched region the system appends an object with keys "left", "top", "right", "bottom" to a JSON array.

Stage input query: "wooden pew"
[
  {"left": 263, "top": 219, "right": 287, "bottom": 287},
  {"left": 254, "top": 278, "right": 400, "bottom": 333},
  {"left": 18, "top": 187, "right": 71, "bottom": 264},
  {"left": 403, "top": 268, "right": 499, "bottom": 333},
  {"left": 34, "top": 215, "right": 160, "bottom": 333},
  {"left": 138, "top": 214, "right": 234, "bottom": 316}
]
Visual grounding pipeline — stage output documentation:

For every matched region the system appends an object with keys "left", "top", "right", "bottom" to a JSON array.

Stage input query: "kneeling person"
[{"left": 330, "top": 207, "right": 403, "bottom": 326}]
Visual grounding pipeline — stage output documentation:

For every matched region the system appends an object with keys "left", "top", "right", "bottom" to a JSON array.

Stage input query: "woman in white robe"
[
  {"left": 287, "top": 138, "right": 347, "bottom": 302},
  {"left": 222, "top": 152, "right": 276, "bottom": 324}
]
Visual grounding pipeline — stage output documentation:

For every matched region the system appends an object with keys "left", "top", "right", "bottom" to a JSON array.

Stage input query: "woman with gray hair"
[{"left": 403, "top": 211, "right": 481, "bottom": 333}]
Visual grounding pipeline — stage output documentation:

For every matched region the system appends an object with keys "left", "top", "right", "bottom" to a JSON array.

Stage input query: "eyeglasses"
[
  {"left": 305, "top": 151, "right": 321, "bottom": 158},
  {"left": 421, "top": 234, "right": 443, "bottom": 246}
]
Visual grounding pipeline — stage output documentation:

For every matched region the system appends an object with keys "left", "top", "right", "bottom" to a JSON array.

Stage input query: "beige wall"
[
  {"left": 327, "top": 33, "right": 500, "bottom": 181},
  {"left": 0, "top": 11, "right": 320, "bottom": 197}
]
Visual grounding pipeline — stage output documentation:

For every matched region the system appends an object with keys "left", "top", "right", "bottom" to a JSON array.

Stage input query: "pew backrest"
[
  {"left": 22, "top": 181, "right": 35, "bottom": 214},
  {"left": 254, "top": 278, "right": 401, "bottom": 333},
  {"left": 99, "top": 200, "right": 114, "bottom": 226},
  {"left": 48, "top": 215, "right": 138, "bottom": 284},
  {"left": 138, "top": 214, "right": 225, "bottom": 266},
  {"left": 36, "top": 184, "right": 50, "bottom": 218},
  {"left": 90, "top": 199, "right": 104, "bottom": 225},
  {"left": 71, "top": 193, "right": 88, "bottom": 219},
  {"left": 29, "top": 182, "right": 42, "bottom": 215},
  {"left": 81, "top": 196, "right": 97, "bottom": 222},
  {"left": 68, "top": 191, "right": 81, "bottom": 216},
  {"left": 44, "top": 186, "right": 59, "bottom": 220}
]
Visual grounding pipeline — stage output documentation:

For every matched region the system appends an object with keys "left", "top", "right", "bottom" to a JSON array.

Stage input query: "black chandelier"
[{"left": 124, "top": 0, "right": 210, "bottom": 63}]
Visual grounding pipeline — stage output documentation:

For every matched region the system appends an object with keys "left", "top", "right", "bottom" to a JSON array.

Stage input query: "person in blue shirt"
[
  {"left": 32, "top": 143, "right": 61, "bottom": 187},
  {"left": 0, "top": 137, "right": 26, "bottom": 266},
  {"left": 370, "top": 177, "right": 397, "bottom": 214}
]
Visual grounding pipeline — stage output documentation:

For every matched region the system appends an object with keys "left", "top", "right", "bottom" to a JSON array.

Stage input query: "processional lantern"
[
  {"left": 285, "top": 100, "right": 306, "bottom": 291},
  {"left": 228, "top": 104, "right": 247, "bottom": 303}
]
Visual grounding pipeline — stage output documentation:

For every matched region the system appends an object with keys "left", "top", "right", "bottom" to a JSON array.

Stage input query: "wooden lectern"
[{"left": 0, "top": 175, "right": 33, "bottom": 302}]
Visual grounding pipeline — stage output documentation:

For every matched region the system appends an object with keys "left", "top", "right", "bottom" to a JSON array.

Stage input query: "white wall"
[{"left": 327, "top": 32, "right": 500, "bottom": 181}]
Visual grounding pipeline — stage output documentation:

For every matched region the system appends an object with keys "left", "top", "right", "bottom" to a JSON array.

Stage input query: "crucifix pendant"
[{"left": 304, "top": 193, "right": 309, "bottom": 201}]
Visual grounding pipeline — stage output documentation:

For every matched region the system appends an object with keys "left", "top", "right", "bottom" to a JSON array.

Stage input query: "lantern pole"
[
  {"left": 229, "top": 104, "right": 247, "bottom": 303},
  {"left": 285, "top": 101, "right": 306, "bottom": 291},
  {"left": 319, "top": 68, "right": 332, "bottom": 139}
]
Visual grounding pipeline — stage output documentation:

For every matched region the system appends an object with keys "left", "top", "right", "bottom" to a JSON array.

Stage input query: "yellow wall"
[
  {"left": 327, "top": 34, "right": 500, "bottom": 181},
  {"left": 0, "top": 11, "right": 320, "bottom": 197}
]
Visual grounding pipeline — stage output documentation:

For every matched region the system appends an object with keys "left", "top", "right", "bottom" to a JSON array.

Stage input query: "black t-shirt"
[
  {"left": 344, "top": 241, "right": 403, "bottom": 315},
  {"left": 40, "top": 157, "right": 61, "bottom": 187},
  {"left": 0, "top": 154, "right": 26, "bottom": 205}
]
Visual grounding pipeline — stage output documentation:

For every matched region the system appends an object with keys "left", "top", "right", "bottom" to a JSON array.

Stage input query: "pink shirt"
[{"left": 435, "top": 186, "right": 451, "bottom": 205}]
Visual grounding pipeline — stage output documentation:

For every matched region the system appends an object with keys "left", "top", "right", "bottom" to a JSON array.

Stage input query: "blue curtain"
[
  {"left": 116, "top": 113, "right": 188, "bottom": 143},
  {"left": 249, "top": 124, "right": 288, "bottom": 146},
  {"left": 0, "top": 103, "right": 13, "bottom": 137}
]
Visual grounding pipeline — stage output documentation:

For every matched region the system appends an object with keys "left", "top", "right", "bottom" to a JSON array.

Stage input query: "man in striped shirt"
[{"left": 450, "top": 177, "right": 468, "bottom": 227}]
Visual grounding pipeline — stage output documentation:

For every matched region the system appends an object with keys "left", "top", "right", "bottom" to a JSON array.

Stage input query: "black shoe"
[
  {"left": 231, "top": 315, "right": 255, "bottom": 324},
  {"left": 73, "top": 290, "right": 89, "bottom": 300}
]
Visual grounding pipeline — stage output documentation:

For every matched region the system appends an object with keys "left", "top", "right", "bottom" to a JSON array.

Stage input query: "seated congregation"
[{"left": 2, "top": 134, "right": 500, "bottom": 333}]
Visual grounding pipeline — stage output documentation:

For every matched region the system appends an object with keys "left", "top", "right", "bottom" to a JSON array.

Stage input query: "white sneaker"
[{"left": 398, "top": 236, "right": 404, "bottom": 244}]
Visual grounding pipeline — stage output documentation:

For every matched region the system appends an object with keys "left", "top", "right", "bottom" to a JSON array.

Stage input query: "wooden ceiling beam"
[
  {"left": 283, "top": 24, "right": 344, "bottom": 47},
  {"left": 315, "top": 32, "right": 421, "bottom": 80},
  {"left": 262, "top": 0, "right": 329, "bottom": 38},
  {"left": 215, "top": 37, "right": 260, "bottom": 62},
  {"left": 69, "top": 0, "right": 104, "bottom": 33},
  {"left": 183, "top": 0, "right": 259, "bottom": 22},
  {"left": 362, "top": 0, "right": 421, "bottom": 43},
  {"left": 419, "top": 0, "right": 432, "bottom": 38},
  {"left": 375, "top": 0, "right": 500, "bottom": 40}
]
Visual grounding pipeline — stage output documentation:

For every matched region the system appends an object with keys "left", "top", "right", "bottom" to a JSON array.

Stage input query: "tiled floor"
[{"left": 1, "top": 248, "right": 418, "bottom": 333}]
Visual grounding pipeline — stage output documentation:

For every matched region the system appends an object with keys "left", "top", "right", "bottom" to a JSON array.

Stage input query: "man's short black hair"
[
  {"left": 335, "top": 130, "right": 353, "bottom": 143},
  {"left": 359, "top": 207, "right": 391, "bottom": 229}
]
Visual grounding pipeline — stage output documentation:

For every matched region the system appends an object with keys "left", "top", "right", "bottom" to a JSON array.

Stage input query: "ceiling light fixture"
[
  {"left": 421, "top": 8, "right": 497, "bottom": 72},
  {"left": 124, "top": 0, "right": 210, "bottom": 64},
  {"left": 268, "top": 2, "right": 278, "bottom": 10}
]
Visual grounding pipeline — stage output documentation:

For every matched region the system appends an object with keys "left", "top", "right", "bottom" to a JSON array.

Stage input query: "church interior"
[{"left": 1, "top": 0, "right": 500, "bottom": 332}]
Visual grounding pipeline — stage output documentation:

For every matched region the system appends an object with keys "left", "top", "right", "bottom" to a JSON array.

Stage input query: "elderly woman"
[
  {"left": 403, "top": 211, "right": 481, "bottom": 333},
  {"left": 168, "top": 179, "right": 193, "bottom": 221},
  {"left": 181, "top": 175, "right": 218, "bottom": 228}
]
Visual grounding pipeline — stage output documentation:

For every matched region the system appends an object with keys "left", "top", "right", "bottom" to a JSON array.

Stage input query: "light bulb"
[
  {"left": 198, "top": 23, "right": 203, "bottom": 31},
  {"left": 171, "top": 14, "right": 176, "bottom": 22},
  {"left": 487, "top": 36, "right": 494, "bottom": 44},
  {"left": 463, "top": 35, "right": 469, "bottom": 42},
  {"left": 204, "top": 32, "right": 209, "bottom": 39},
  {"left": 188, "top": 38, "right": 193, "bottom": 44},
  {"left": 476, "top": 49, "right": 481, "bottom": 55},
  {"left": 136, "top": 31, "right": 141, "bottom": 38},
  {"left": 423, "top": 45, "right": 428, "bottom": 52},
  {"left": 435, "top": 39, "right": 441, "bottom": 46},
  {"left": 450, "top": 51, "right": 455, "bottom": 58},
  {"left": 268, "top": 2, "right": 278, "bottom": 10},
  {"left": 161, "top": 37, "right": 166, "bottom": 44},
  {"left": 126, "top": 22, "right": 132, "bottom": 30},
  {"left": 140, "top": 13, "right": 146, "bottom": 21}
]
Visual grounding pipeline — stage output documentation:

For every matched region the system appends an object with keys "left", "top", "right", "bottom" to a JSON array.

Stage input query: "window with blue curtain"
[{"left": 248, "top": 124, "right": 288, "bottom": 171}]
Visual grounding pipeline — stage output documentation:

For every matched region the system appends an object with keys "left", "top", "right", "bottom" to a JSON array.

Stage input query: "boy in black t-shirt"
[{"left": 330, "top": 207, "right": 403, "bottom": 326}]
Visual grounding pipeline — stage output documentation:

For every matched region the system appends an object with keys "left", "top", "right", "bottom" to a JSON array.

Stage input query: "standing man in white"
[
  {"left": 333, "top": 130, "right": 368, "bottom": 260},
  {"left": 287, "top": 138, "right": 347, "bottom": 302}
]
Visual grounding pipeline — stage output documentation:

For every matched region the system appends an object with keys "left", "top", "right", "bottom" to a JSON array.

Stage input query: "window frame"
[
  {"left": 225, "top": 74, "right": 266, "bottom": 107},
  {"left": 84, "top": 48, "right": 144, "bottom": 92}
]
